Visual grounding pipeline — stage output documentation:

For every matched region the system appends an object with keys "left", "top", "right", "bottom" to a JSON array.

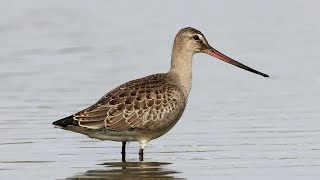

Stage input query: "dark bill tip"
[{"left": 206, "top": 48, "right": 269, "bottom": 78}]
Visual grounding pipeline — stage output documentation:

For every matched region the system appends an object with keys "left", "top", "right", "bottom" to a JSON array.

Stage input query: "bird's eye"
[{"left": 193, "top": 35, "right": 200, "bottom": 42}]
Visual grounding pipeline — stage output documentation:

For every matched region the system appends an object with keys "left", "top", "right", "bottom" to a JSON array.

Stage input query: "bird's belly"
[
  {"left": 63, "top": 117, "right": 180, "bottom": 142},
  {"left": 147, "top": 109, "right": 186, "bottom": 140},
  {"left": 65, "top": 126, "right": 139, "bottom": 142}
]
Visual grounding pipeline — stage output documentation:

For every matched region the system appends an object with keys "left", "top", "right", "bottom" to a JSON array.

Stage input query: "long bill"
[{"left": 206, "top": 47, "right": 269, "bottom": 77}]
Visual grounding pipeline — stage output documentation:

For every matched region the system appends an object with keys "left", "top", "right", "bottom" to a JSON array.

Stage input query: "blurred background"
[{"left": 1, "top": 0, "right": 320, "bottom": 179}]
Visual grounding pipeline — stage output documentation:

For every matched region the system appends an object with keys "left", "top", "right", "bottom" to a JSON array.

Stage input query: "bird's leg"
[
  {"left": 138, "top": 140, "right": 147, "bottom": 161},
  {"left": 121, "top": 141, "right": 126, "bottom": 162},
  {"left": 139, "top": 148, "right": 144, "bottom": 161}
]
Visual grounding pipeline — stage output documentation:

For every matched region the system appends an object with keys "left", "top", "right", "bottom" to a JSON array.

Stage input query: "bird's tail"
[{"left": 52, "top": 115, "right": 79, "bottom": 128}]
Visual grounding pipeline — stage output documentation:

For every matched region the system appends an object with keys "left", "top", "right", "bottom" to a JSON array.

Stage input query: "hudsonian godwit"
[{"left": 53, "top": 27, "right": 269, "bottom": 162}]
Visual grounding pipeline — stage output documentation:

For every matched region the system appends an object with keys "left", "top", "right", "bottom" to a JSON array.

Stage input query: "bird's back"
[{"left": 53, "top": 73, "right": 188, "bottom": 141}]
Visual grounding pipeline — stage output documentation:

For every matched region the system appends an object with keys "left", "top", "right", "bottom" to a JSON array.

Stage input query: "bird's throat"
[{"left": 169, "top": 50, "right": 193, "bottom": 94}]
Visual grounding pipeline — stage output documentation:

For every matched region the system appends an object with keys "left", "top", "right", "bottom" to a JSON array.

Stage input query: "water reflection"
[{"left": 66, "top": 161, "right": 184, "bottom": 180}]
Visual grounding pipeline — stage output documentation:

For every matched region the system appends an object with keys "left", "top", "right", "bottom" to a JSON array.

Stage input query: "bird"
[{"left": 53, "top": 27, "right": 269, "bottom": 162}]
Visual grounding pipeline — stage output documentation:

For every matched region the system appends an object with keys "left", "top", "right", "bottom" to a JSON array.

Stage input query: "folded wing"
[{"left": 73, "top": 75, "right": 184, "bottom": 131}]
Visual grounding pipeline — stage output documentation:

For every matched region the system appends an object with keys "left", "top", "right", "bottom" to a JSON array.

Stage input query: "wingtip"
[
  {"left": 52, "top": 120, "right": 63, "bottom": 128},
  {"left": 52, "top": 115, "right": 78, "bottom": 128},
  {"left": 52, "top": 120, "right": 59, "bottom": 126},
  {"left": 52, "top": 120, "right": 65, "bottom": 128}
]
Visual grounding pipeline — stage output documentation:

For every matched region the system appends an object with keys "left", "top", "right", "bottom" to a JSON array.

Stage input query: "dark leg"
[
  {"left": 121, "top": 141, "right": 126, "bottom": 162},
  {"left": 139, "top": 148, "right": 144, "bottom": 161}
]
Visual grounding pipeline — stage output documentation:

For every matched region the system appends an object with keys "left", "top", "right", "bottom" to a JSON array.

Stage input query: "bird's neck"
[{"left": 168, "top": 47, "right": 193, "bottom": 95}]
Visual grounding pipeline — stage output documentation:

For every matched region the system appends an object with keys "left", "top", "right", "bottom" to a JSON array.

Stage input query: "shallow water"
[{"left": 1, "top": 0, "right": 320, "bottom": 179}]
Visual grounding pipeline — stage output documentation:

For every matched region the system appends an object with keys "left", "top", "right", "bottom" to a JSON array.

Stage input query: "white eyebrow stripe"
[{"left": 198, "top": 34, "right": 204, "bottom": 40}]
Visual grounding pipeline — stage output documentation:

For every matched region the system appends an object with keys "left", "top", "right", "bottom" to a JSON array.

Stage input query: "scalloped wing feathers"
[{"left": 73, "top": 74, "right": 185, "bottom": 131}]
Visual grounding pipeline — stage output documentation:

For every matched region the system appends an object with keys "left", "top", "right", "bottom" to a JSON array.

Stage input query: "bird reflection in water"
[{"left": 65, "top": 161, "right": 184, "bottom": 180}]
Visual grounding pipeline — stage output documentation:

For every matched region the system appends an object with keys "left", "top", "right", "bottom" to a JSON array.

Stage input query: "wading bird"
[{"left": 53, "top": 27, "right": 269, "bottom": 162}]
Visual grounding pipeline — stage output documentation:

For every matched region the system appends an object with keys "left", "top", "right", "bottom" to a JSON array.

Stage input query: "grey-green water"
[{"left": 1, "top": 0, "right": 320, "bottom": 179}]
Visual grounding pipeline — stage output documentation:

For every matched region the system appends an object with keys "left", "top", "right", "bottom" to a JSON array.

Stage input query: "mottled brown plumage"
[
  {"left": 75, "top": 73, "right": 186, "bottom": 131},
  {"left": 53, "top": 27, "right": 269, "bottom": 162}
]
